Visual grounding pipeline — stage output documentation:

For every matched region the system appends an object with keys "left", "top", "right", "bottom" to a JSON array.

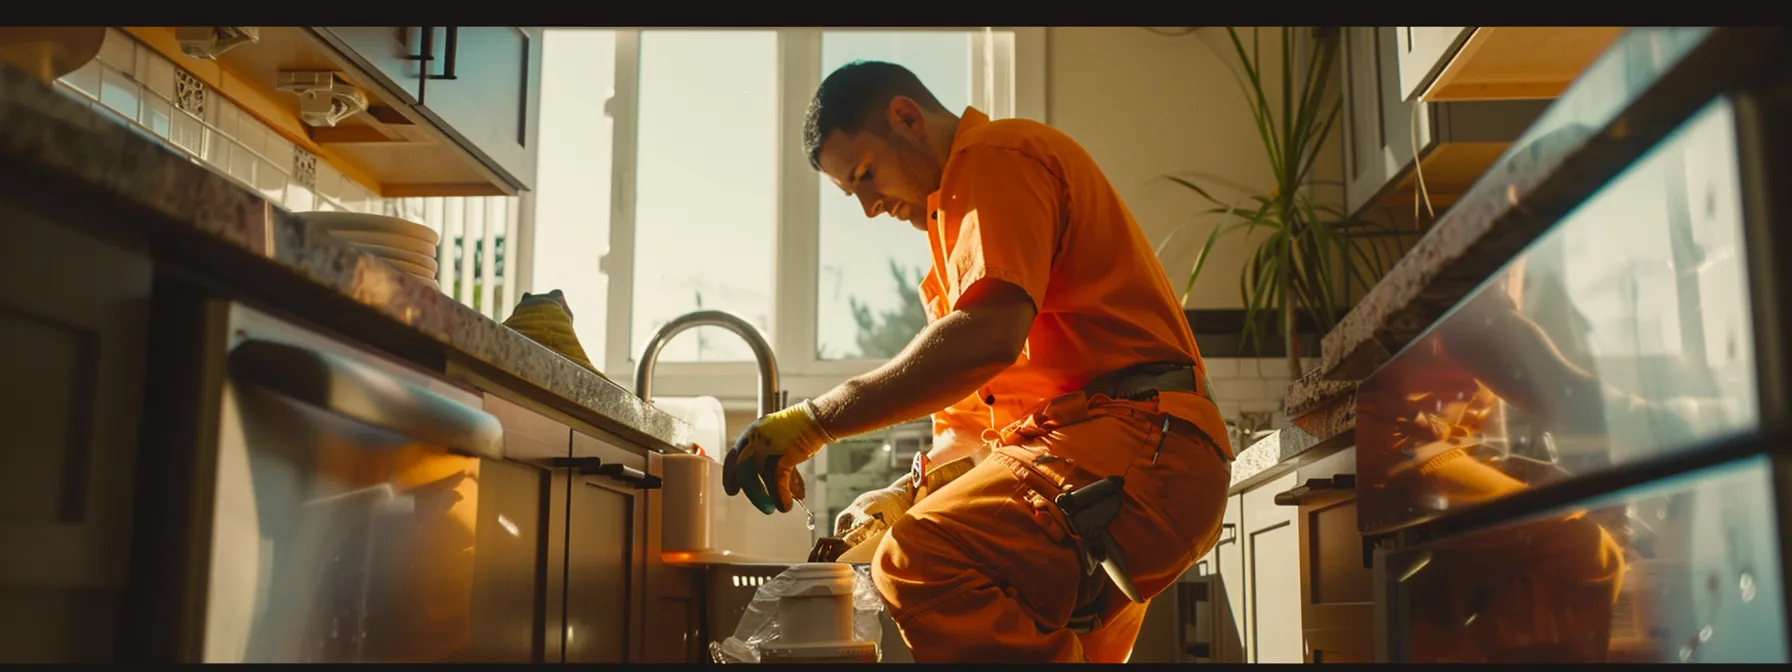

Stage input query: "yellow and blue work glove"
[{"left": 724, "top": 399, "right": 836, "bottom": 515}]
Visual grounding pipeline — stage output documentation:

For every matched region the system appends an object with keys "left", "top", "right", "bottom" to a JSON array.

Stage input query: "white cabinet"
[
  {"left": 1242, "top": 472, "right": 1303, "bottom": 663},
  {"left": 1181, "top": 473, "right": 1304, "bottom": 663},
  {"left": 1395, "top": 28, "right": 1474, "bottom": 102}
]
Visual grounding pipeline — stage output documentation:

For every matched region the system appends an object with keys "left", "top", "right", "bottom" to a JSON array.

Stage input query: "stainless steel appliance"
[
  {"left": 198, "top": 301, "right": 503, "bottom": 662},
  {"left": 1356, "top": 37, "right": 1792, "bottom": 663}
]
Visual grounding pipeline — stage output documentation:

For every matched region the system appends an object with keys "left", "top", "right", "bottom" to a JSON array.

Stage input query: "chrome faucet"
[{"left": 633, "top": 310, "right": 786, "bottom": 416}]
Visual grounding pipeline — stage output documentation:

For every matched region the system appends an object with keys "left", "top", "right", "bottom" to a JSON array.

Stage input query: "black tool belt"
[{"left": 1081, "top": 361, "right": 1204, "bottom": 401}]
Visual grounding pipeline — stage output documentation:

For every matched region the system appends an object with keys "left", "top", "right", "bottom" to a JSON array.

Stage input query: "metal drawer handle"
[
  {"left": 1215, "top": 522, "right": 1238, "bottom": 546},
  {"left": 227, "top": 339, "right": 502, "bottom": 459},
  {"left": 551, "top": 457, "right": 662, "bottom": 489},
  {"left": 596, "top": 463, "right": 662, "bottom": 489},
  {"left": 1273, "top": 474, "right": 1356, "bottom": 506}
]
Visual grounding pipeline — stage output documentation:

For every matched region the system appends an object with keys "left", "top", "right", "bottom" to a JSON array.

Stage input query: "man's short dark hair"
[{"left": 803, "top": 60, "right": 949, "bottom": 171}]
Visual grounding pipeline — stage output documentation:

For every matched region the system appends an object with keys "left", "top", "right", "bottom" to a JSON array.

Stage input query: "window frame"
[{"left": 603, "top": 27, "right": 1048, "bottom": 412}]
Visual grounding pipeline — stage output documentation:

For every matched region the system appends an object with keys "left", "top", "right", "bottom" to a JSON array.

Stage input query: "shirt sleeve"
[{"left": 935, "top": 145, "right": 1065, "bottom": 312}]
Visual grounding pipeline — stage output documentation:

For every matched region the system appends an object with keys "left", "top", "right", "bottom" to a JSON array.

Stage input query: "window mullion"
[
  {"left": 776, "top": 29, "right": 825, "bottom": 382},
  {"left": 604, "top": 29, "right": 642, "bottom": 382}
]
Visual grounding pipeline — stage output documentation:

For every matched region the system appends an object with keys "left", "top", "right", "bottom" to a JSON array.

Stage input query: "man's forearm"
[{"left": 809, "top": 310, "right": 1019, "bottom": 440}]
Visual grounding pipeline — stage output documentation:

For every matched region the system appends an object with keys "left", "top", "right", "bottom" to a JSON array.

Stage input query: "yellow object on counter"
[{"left": 503, "top": 289, "right": 604, "bottom": 378}]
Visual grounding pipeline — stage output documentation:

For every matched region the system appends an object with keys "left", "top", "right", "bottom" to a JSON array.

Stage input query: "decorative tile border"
[{"left": 53, "top": 27, "right": 525, "bottom": 320}]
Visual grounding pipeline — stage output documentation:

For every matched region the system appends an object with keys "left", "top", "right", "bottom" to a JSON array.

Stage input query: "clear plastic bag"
[{"left": 709, "top": 564, "right": 884, "bottom": 663}]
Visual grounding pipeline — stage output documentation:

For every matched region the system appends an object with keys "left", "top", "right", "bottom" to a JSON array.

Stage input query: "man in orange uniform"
[{"left": 723, "top": 61, "right": 1234, "bottom": 662}]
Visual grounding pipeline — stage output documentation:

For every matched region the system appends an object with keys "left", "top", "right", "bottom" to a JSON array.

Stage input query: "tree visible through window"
[{"left": 848, "top": 261, "right": 930, "bottom": 358}]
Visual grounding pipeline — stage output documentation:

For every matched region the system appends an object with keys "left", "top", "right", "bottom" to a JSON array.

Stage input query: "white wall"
[{"left": 1046, "top": 27, "right": 1338, "bottom": 310}]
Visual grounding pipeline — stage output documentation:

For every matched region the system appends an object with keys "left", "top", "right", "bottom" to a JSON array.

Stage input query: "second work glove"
[{"left": 724, "top": 400, "right": 836, "bottom": 515}]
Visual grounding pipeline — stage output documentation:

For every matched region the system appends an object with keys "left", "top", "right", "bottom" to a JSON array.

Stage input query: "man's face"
[{"left": 815, "top": 98, "right": 943, "bottom": 231}]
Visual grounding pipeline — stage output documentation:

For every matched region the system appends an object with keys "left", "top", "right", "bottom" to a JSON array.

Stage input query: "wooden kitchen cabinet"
[
  {"left": 563, "top": 430, "right": 656, "bottom": 663},
  {"left": 1339, "top": 27, "right": 1552, "bottom": 219},
  {"left": 413, "top": 27, "right": 543, "bottom": 190},
  {"left": 0, "top": 203, "right": 153, "bottom": 662},
  {"left": 1395, "top": 27, "right": 1474, "bottom": 102},
  {"left": 318, "top": 27, "right": 427, "bottom": 106},
  {"left": 1288, "top": 448, "right": 1374, "bottom": 663},
  {"left": 477, "top": 393, "right": 573, "bottom": 663},
  {"left": 1398, "top": 27, "right": 1628, "bottom": 103}
]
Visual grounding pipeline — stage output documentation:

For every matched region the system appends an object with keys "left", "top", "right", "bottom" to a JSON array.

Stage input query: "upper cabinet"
[
  {"left": 409, "top": 27, "right": 543, "bottom": 192},
  {"left": 1394, "top": 27, "right": 1627, "bottom": 103},
  {"left": 128, "top": 26, "right": 543, "bottom": 198},
  {"left": 1393, "top": 28, "right": 1473, "bottom": 102},
  {"left": 1338, "top": 27, "right": 1553, "bottom": 219},
  {"left": 317, "top": 27, "right": 427, "bottom": 105}
]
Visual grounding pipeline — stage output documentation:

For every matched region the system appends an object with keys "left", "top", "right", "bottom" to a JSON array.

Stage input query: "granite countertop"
[
  {"left": 1244, "top": 27, "right": 1786, "bottom": 491},
  {"left": 1314, "top": 27, "right": 1779, "bottom": 384},
  {"left": 0, "top": 64, "right": 693, "bottom": 452}
]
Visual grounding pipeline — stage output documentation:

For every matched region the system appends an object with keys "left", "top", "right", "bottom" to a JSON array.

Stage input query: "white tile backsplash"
[
  {"left": 143, "top": 52, "right": 176, "bottom": 102},
  {"left": 65, "top": 60, "right": 101, "bottom": 99},
  {"left": 97, "top": 28, "right": 135, "bottom": 72},
  {"left": 1234, "top": 358, "right": 1258, "bottom": 378},
  {"left": 256, "top": 158, "right": 286, "bottom": 203},
  {"left": 284, "top": 183, "right": 315, "bottom": 211},
  {"left": 1240, "top": 399, "right": 1278, "bottom": 413},
  {"left": 236, "top": 119, "right": 265, "bottom": 158},
  {"left": 54, "top": 27, "right": 522, "bottom": 319},
  {"left": 171, "top": 110, "right": 203, "bottom": 153},
  {"left": 262, "top": 134, "right": 295, "bottom": 176},
  {"left": 1203, "top": 358, "right": 1238, "bottom": 378},
  {"left": 229, "top": 141, "right": 256, "bottom": 183},
  {"left": 98, "top": 67, "right": 139, "bottom": 119},
  {"left": 140, "top": 95, "right": 171, "bottom": 138}
]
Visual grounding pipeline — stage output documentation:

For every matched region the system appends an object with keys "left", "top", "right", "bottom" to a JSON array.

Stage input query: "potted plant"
[{"left": 1157, "top": 27, "right": 1408, "bottom": 379}]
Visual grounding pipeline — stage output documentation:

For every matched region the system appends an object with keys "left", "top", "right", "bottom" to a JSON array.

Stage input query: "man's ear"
[{"left": 886, "top": 96, "right": 927, "bottom": 140}]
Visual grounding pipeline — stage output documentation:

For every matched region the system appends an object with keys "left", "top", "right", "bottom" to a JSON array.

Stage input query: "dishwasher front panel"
[
  {"left": 1383, "top": 454, "right": 1787, "bottom": 663},
  {"left": 200, "top": 301, "right": 496, "bottom": 663}
]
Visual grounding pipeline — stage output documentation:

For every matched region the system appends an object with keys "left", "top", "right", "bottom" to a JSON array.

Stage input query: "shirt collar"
[{"left": 926, "top": 106, "right": 991, "bottom": 219}]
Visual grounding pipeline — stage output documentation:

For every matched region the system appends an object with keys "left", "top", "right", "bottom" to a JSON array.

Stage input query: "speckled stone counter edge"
[
  {"left": 1316, "top": 28, "right": 1770, "bottom": 384},
  {"left": 0, "top": 64, "right": 693, "bottom": 452}
]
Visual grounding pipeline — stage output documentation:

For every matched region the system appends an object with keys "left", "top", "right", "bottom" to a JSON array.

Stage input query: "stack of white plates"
[{"left": 297, "top": 211, "right": 441, "bottom": 286}]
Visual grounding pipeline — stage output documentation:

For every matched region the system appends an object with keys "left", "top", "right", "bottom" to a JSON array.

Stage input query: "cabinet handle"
[
  {"left": 1273, "top": 474, "right": 1357, "bottom": 506},
  {"left": 406, "top": 26, "right": 436, "bottom": 66},
  {"left": 227, "top": 339, "right": 502, "bottom": 459},
  {"left": 426, "top": 27, "right": 459, "bottom": 81},
  {"left": 595, "top": 463, "right": 662, "bottom": 490},
  {"left": 1215, "top": 522, "right": 1237, "bottom": 546},
  {"left": 551, "top": 456, "right": 603, "bottom": 474},
  {"left": 551, "top": 456, "right": 662, "bottom": 489}
]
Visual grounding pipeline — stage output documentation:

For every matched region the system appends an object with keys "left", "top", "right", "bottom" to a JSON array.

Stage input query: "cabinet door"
[
  {"left": 414, "top": 27, "right": 542, "bottom": 190},
  {"left": 1212, "top": 492, "right": 1245, "bottom": 662},
  {"left": 1289, "top": 449, "right": 1374, "bottom": 663},
  {"left": 1395, "top": 27, "right": 1473, "bottom": 102},
  {"left": 475, "top": 394, "right": 572, "bottom": 663},
  {"left": 1241, "top": 473, "right": 1302, "bottom": 663},
  {"left": 1340, "top": 27, "right": 1423, "bottom": 218},
  {"left": 640, "top": 449, "right": 706, "bottom": 663},
  {"left": 0, "top": 204, "right": 152, "bottom": 662},
  {"left": 318, "top": 27, "right": 427, "bottom": 105},
  {"left": 563, "top": 432, "right": 652, "bottom": 663}
]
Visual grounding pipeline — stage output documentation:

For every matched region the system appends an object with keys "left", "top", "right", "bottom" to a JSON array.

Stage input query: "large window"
[
  {"left": 550, "top": 28, "right": 1046, "bottom": 409},
  {"left": 630, "top": 31, "right": 780, "bottom": 363},
  {"left": 815, "top": 32, "right": 972, "bottom": 361}
]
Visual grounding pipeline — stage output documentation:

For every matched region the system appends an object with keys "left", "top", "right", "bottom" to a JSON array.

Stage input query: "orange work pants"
[{"left": 872, "top": 390, "right": 1233, "bottom": 662}]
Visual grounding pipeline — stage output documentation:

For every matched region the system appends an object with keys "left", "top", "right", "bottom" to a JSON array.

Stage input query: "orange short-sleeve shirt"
[{"left": 922, "top": 107, "right": 1212, "bottom": 436}]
